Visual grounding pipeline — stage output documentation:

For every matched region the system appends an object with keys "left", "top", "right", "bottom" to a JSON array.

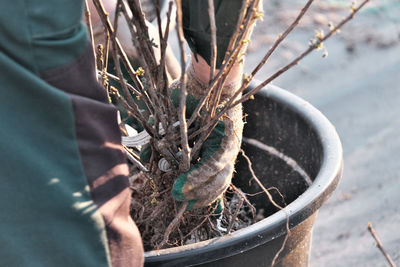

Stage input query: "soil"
[{"left": 128, "top": 167, "right": 259, "bottom": 251}]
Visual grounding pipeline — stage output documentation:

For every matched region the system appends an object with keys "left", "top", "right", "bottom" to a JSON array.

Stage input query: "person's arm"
[{"left": 170, "top": 0, "right": 262, "bottom": 210}]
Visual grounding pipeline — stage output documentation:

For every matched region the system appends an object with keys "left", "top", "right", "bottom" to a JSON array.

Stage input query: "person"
[{"left": 0, "top": 0, "right": 259, "bottom": 266}]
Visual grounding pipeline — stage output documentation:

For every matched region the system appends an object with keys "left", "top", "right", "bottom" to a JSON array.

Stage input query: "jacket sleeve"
[{"left": 0, "top": 1, "right": 143, "bottom": 266}]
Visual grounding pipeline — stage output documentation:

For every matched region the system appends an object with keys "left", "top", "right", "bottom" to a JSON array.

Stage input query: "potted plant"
[
  {"left": 143, "top": 82, "right": 343, "bottom": 266},
  {"left": 89, "top": 0, "right": 368, "bottom": 265}
]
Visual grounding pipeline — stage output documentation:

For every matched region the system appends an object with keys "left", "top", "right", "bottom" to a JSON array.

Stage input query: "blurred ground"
[{"left": 245, "top": 0, "right": 400, "bottom": 266}]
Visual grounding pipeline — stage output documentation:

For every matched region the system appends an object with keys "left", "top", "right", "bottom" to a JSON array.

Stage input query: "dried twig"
[
  {"left": 126, "top": 0, "right": 158, "bottom": 81},
  {"left": 113, "top": 0, "right": 122, "bottom": 34},
  {"left": 106, "top": 0, "right": 157, "bottom": 137},
  {"left": 110, "top": 45, "right": 153, "bottom": 134},
  {"left": 103, "top": 71, "right": 143, "bottom": 96},
  {"left": 240, "top": 149, "right": 290, "bottom": 266},
  {"left": 231, "top": 184, "right": 256, "bottom": 220},
  {"left": 367, "top": 222, "right": 397, "bottom": 267},
  {"left": 96, "top": 44, "right": 108, "bottom": 88},
  {"left": 207, "top": 0, "right": 217, "bottom": 83},
  {"left": 122, "top": 0, "right": 169, "bottom": 133},
  {"left": 222, "top": 0, "right": 253, "bottom": 68},
  {"left": 155, "top": 0, "right": 176, "bottom": 124},
  {"left": 186, "top": 0, "right": 262, "bottom": 154},
  {"left": 183, "top": 205, "right": 218, "bottom": 240},
  {"left": 186, "top": 0, "right": 255, "bottom": 128},
  {"left": 236, "top": 0, "right": 315, "bottom": 97},
  {"left": 232, "top": 0, "right": 371, "bottom": 107},
  {"left": 175, "top": 0, "right": 191, "bottom": 172},
  {"left": 91, "top": 0, "right": 152, "bottom": 112},
  {"left": 158, "top": 201, "right": 188, "bottom": 249},
  {"left": 208, "top": 0, "right": 259, "bottom": 118},
  {"left": 192, "top": 0, "right": 371, "bottom": 143},
  {"left": 226, "top": 197, "right": 243, "bottom": 234},
  {"left": 151, "top": 0, "right": 179, "bottom": 154},
  {"left": 93, "top": 0, "right": 187, "bottom": 165},
  {"left": 84, "top": 0, "right": 97, "bottom": 71}
]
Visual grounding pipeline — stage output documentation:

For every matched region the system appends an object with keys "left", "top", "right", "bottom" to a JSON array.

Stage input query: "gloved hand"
[
  {"left": 170, "top": 0, "right": 263, "bottom": 210},
  {"left": 169, "top": 65, "right": 244, "bottom": 211},
  {"left": 124, "top": 63, "right": 243, "bottom": 212}
]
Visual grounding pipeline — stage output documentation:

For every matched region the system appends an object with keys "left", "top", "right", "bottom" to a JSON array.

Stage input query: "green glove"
[
  {"left": 169, "top": 66, "right": 244, "bottom": 211},
  {"left": 131, "top": 64, "right": 243, "bottom": 212}
]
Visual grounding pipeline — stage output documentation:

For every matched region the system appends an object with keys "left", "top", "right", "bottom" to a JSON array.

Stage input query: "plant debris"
[{"left": 129, "top": 166, "right": 258, "bottom": 250}]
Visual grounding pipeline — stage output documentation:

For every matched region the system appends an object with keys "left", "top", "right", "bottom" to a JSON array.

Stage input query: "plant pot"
[{"left": 144, "top": 83, "right": 343, "bottom": 266}]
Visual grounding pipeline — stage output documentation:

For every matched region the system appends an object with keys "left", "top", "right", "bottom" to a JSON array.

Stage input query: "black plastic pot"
[{"left": 144, "top": 83, "right": 343, "bottom": 266}]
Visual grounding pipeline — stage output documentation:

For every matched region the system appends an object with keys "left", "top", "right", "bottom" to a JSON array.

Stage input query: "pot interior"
[{"left": 234, "top": 89, "right": 323, "bottom": 217}]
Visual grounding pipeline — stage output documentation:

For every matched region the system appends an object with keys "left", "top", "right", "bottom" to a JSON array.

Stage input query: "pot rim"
[{"left": 144, "top": 82, "right": 343, "bottom": 262}]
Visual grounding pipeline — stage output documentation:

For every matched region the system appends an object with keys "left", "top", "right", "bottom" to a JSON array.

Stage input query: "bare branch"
[
  {"left": 120, "top": 0, "right": 169, "bottom": 133},
  {"left": 92, "top": 0, "right": 163, "bottom": 139},
  {"left": 175, "top": 0, "right": 191, "bottom": 172},
  {"left": 240, "top": 149, "right": 290, "bottom": 266},
  {"left": 207, "top": 0, "right": 257, "bottom": 118},
  {"left": 103, "top": 71, "right": 143, "bottom": 97},
  {"left": 84, "top": 0, "right": 97, "bottom": 71},
  {"left": 232, "top": 0, "right": 371, "bottom": 107},
  {"left": 226, "top": 197, "right": 243, "bottom": 234},
  {"left": 193, "top": 0, "right": 371, "bottom": 141},
  {"left": 207, "top": 0, "right": 217, "bottom": 83},
  {"left": 186, "top": 0, "right": 257, "bottom": 128},
  {"left": 110, "top": 46, "right": 156, "bottom": 136},
  {"left": 155, "top": 1, "right": 177, "bottom": 126},
  {"left": 367, "top": 222, "right": 397, "bottom": 267},
  {"left": 158, "top": 201, "right": 188, "bottom": 249},
  {"left": 183, "top": 205, "right": 218, "bottom": 240},
  {"left": 247, "top": 0, "right": 315, "bottom": 87},
  {"left": 113, "top": 0, "right": 122, "bottom": 33},
  {"left": 126, "top": 0, "right": 158, "bottom": 79},
  {"left": 91, "top": 0, "right": 153, "bottom": 111},
  {"left": 231, "top": 184, "right": 256, "bottom": 220},
  {"left": 186, "top": 1, "right": 261, "bottom": 156}
]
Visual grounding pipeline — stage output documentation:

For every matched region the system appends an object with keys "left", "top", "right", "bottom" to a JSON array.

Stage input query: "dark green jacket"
[
  {"left": 0, "top": 1, "right": 143, "bottom": 266},
  {"left": 182, "top": 0, "right": 243, "bottom": 67}
]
